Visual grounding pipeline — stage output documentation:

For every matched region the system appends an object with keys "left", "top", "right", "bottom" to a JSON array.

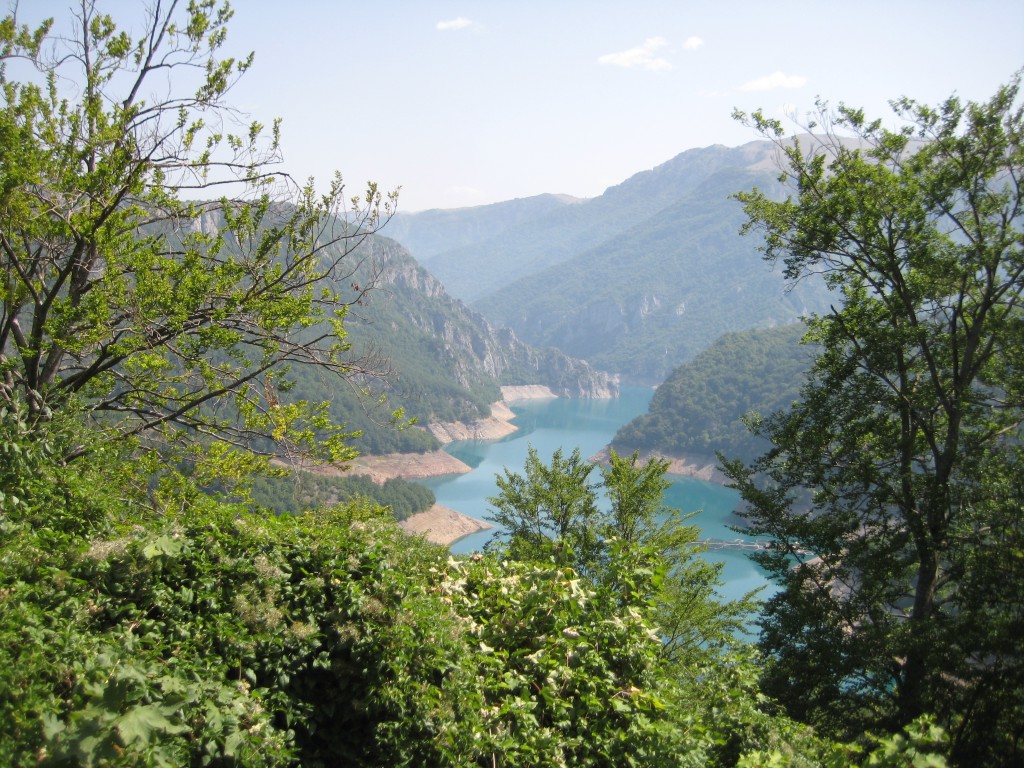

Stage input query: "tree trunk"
[{"left": 899, "top": 546, "right": 939, "bottom": 723}]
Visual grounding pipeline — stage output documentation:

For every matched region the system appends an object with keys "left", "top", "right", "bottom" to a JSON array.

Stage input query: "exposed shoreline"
[
  {"left": 589, "top": 446, "right": 727, "bottom": 484},
  {"left": 499, "top": 384, "right": 558, "bottom": 402},
  {"left": 426, "top": 386, "right": 558, "bottom": 444},
  {"left": 348, "top": 386, "right": 561, "bottom": 481},
  {"left": 399, "top": 504, "right": 494, "bottom": 546},
  {"left": 371, "top": 387, "right": 565, "bottom": 546},
  {"left": 342, "top": 381, "right": 727, "bottom": 488},
  {"left": 350, "top": 390, "right": 731, "bottom": 546},
  {"left": 367, "top": 388, "right": 559, "bottom": 546},
  {"left": 426, "top": 401, "right": 519, "bottom": 444},
  {"left": 346, "top": 450, "right": 473, "bottom": 482}
]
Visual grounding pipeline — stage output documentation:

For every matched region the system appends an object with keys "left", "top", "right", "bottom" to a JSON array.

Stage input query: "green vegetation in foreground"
[
  {"left": 1, "top": 409, "right": 949, "bottom": 766},
  {"left": 486, "top": 446, "right": 754, "bottom": 666},
  {"left": 613, "top": 324, "right": 813, "bottom": 465},
  {"left": 724, "top": 76, "right": 1024, "bottom": 765}
]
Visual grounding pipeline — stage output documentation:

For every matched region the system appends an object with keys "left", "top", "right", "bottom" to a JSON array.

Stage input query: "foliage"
[
  {"left": 445, "top": 554, "right": 843, "bottom": 768},
  {"left": 446, "top": 554, "right": 683, "bottom": 766},
  {"left": 1, "top": 409, "right": 856, "bottom": 767},
  {"left": 737, "top": 715, "right": 948, "bottom": 768},
  {"left": 478, "top": 447, "right": 867, "bottom": 765},
  {"left": 0, "top": 1, "right": 395, "bottom": 467},
  {"left": 0, "top": 409, "right": 479, "bottom": 766},
  {"left": 250, "top": 468, "right": 435, "bottom": 520},
  {"left": 486, "top": 446, "right": 604, "bottom": 573},
  {"left": 614, "top": 324, "right": 813, "bottom": 464},
  {"left": 486, "top": 447, "right": 753, "bottom": 667},
  {"left": 726, "top": 76, "right": 1024, "bottom": 764},
  {"left": 863, "top": 716, "right": 949, "bottom": 768}
]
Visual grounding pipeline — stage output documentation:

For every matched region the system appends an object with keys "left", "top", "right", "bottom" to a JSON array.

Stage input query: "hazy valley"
[{"left": 387, "top": 140, "right": 832, "bottom": 385}]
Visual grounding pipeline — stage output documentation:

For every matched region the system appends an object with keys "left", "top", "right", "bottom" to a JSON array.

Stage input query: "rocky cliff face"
[
  {"left": 383, "top": 141, "right": 832, "bottom": 385},
  {"left": 366, "top": 237, "right": 617, "bottom": 400}
]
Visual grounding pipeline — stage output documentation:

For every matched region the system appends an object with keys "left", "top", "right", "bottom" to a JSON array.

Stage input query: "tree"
[
  {"left": 1, "top": 405, "right": 858, "bottom": 768},
  {"left": 600, "top": 449, "right": 751, "bottom": 661},
  {"left": 725, "top": 76, "right": 1024, "bottom": 764},
  {"left": 486, "top": 445, "right": 603, "bottom": 574},
  {"left": 0, "top": 1, "right": 396, "bottom": 467},
  {"left": 487, "top": 447, "right": 751, "bottom": 664}
]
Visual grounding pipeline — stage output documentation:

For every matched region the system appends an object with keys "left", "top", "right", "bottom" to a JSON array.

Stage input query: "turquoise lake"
[{"left": 419, "top": 387, "right": 772, "bottom": 605}]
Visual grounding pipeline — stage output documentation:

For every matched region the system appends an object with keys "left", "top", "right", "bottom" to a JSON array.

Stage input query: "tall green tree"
[
  {"left": 486, "top": 445, "right": 603, "bottom": 574},
  {"left": 0, "top": 1, "right": 395, "bottom": 467},
  {"left": 600, "top": 449, "right": 750, "bottom": 662},
  {"left": 725, "top": 76, "right": 1024, "bottom": 764},
  {"left": 487, "top": 447, "right": 750, "bottom": 664}
]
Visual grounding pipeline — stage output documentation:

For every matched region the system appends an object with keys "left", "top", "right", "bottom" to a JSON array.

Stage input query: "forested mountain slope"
[
  {"left": 612, "top": 324, "right": 814, "bottom": 464},
  {"left": 478, "top": 167, "right": 829, "bottom": 383},
  {"left": 296, "top": 233, "right": 616, "bottom": 455},
  {"left": 385, "top": 141, "right": 833, "bottom": 384}
]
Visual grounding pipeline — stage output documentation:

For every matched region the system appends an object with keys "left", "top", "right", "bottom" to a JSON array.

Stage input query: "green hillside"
[
  {"left": 477, "top": 169, "right": 830, "bottom": 383},
  {"left": 284, "top": 233, "right": 615, "bottom": 455},
  {"left": 385, "top": 143, "right": 834, "bottom": 384},
  {"left": 613, "top": 324, "right": 814, "bottom": 464}
]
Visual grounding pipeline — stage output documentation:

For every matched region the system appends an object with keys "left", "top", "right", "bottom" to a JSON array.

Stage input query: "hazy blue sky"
[{"left": 21, "top": 2, "right": 1024, "bottom": 211}]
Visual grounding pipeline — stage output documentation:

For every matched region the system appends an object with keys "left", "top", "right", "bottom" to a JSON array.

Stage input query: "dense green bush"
[
  {"left": 0, "top": 405, "right": 951, "bottom": 766},
  {"left": 0, "top": 409, "right": 470, "bottom": 765}
]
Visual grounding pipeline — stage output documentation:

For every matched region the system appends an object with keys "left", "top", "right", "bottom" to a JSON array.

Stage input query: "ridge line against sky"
[{"left": 21, "top": 1, "right": 1024, "bottom": 212}]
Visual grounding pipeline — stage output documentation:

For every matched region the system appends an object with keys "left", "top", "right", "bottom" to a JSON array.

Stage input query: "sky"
[{"left": 20, "top": 1, "right": 1024, "bottom": 212}]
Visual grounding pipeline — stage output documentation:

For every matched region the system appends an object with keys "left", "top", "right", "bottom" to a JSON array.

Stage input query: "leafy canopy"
[
  {"left": 727, "top": 74, "right": 1024, "bottom": 765},
  {"left": 486, "top": 447, "right": 754, "bottom": 666},
  {"left": 0, "top": 1, "right": 396, "bottom": 469},
  {"left": 1, "top": 403, "right": 899, "bottom": 768}
]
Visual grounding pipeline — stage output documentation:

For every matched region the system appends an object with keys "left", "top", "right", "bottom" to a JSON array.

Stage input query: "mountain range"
[
  {"left": 387, "top": 139, "right": 834, "bottom": 384},
  {"left": 305, "top": 233, "right": 616, "bottom": 455}
]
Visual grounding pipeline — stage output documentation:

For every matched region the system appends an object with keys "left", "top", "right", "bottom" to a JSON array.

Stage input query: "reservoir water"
[{"left": 419, "top": 387, "right": 771, "bottom": 605}]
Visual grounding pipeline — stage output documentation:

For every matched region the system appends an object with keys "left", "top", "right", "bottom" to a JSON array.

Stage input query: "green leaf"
[
  {"left": 116, "top": 704, "right": 187, "bottom": 747},
  {"left": 142, "top": 535, "right": 183, "bottom": 559}
]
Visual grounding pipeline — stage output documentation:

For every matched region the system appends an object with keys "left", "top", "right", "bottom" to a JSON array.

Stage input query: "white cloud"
[
  {"left": 739, "top": 71, "right": 807, "bottom": 91},
  {"left": 682, "top": 36, "right": 704, "bottom": 51},
  {"left": 598, "top": 37, "right": 672, "bottom": 71},
  {"left": 436, "top": 17, "right": 474, "bottom": 31}
]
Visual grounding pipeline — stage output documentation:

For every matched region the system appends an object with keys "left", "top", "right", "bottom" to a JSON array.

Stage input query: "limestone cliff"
[
  {"left": 427, "top": 401, "right": 519, "bottom": 443},
  {"left": 362, "top": 236, "right": 618, "bottom": 402}
]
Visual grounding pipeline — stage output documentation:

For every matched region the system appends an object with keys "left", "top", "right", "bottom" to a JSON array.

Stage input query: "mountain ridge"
[
  {"left": 383, "top": 139, "right": 834, "bottom": 384},
  {"left": 327, "top": 233, "right": 617, "bottom": 455},
  {"left": 407, "top": 142, "right": 783, "bottom": 304}
]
